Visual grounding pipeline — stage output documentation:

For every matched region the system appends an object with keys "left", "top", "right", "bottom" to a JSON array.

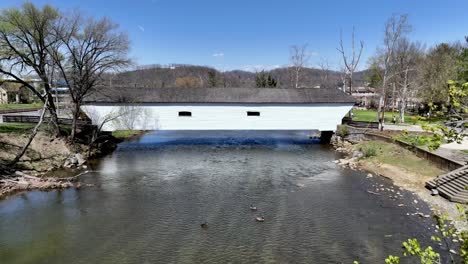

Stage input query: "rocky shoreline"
[
  {"left": 330, "top": 134, "right": 467, "bottom": 231},
  {"left": 0, "top": 171, "right": 90, "bottom": 199},
  {"left": 0, "top": 131, "right": 121, "bottom": 200},
  {"left": 0, "top": 152, "right": 92, "bottom": 200}
]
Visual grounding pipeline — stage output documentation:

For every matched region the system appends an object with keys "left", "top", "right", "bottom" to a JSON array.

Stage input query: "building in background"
[
  {"left": 351, "top": 86, "right": 377, "bottom": 108},
  {"left": 51, "top": 87, "right": 72, "bottom": 109},
  {"left": 0, "top": 86, "right": 7, "bottom": 104},
  {"left": 0, "top": 78, "right": 43, "bottom": 104}
]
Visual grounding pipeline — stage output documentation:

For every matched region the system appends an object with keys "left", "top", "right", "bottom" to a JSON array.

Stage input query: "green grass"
[
  {"left": 356, "top": 140, "right": 444, "bottom": 177},
  {"left": 352, "top": 109, "right": 419, "bottom": 124},
  {"left": 0, "top": 103, "right": 42, "bottom": 111},
  {"left": 395, "top": 134, "right": 431, "bottom": 147},
  {"left": 112, "top": 130, "right": 144, "bottom": 140},
  {"left": 0, "top": 123, "right": 35, "bottom": 134},
  {"left": 0, "top": 122, "right": 71, "bottom": 135},
  {"left": 352, "top": 109, "right": 447, "bottom": 125}
]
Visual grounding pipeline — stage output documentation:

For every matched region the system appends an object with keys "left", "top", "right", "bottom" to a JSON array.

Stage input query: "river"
[{"left": 0, "top": 131, "right": 438, "bottom": 263}]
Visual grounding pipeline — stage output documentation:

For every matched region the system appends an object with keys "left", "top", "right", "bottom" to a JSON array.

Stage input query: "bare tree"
[
  {"left": 83, "top": 106, "right": 122, "bottom": 155},
  {"left": 377, "top": 14, "right": 411, "bottom": 129},
  {"left": 111, "top": 105, "right": 152, "bottom": 131},
  {"left": 289, "top": 44, "right": 309, "bottom": 88},
  {"left": 337, "top": 27, "right": 364, "bottom": 95},
  {"left": 338, "top": 64, "right": 348, "bottom": 93},
  {"left": 0, "top": 3, "right": 62, "bottom": 134},
  {"left": 318, "top": 57, "right": 331, "bottom": 88},
  {"left": 9, "top": 97, "right": 49, "bottom": 166},
  {"left": 394, "top": 38, "right": 424, "bottom": 123},
  {"left": 50, "top": 14, "right": 131, "bottom": 141}
]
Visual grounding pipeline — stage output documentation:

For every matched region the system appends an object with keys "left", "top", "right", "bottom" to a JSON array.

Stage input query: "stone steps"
[{"left": 426, "top": 166, "right": 468, "bottom": 203}]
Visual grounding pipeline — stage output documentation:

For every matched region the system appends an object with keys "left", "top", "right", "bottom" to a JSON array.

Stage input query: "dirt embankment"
[
  {"left": 0, "top": 130, "right": 119, "bottom": 200},
  {"left": 331, "top": 135, "right": 467, "bottom": 230}
]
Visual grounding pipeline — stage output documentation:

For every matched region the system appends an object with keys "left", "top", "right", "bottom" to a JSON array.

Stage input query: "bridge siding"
[{"left": 81, "top": 103, "right": 353, "bottom": 132}]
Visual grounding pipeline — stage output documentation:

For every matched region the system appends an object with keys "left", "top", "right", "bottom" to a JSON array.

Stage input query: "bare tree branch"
[
  {"left": 289, "top": 44, "right": 309, "bottom": 88},
  {"left": 337, "top": 27, "right": 364, "bottom": 95}
]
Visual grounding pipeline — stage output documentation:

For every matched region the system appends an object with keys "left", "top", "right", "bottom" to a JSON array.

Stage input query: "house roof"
[{"left": 84, "top": 87, "right": 356, "bottom": 104}]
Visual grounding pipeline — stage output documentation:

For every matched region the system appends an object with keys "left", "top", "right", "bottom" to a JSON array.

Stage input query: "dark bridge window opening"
[
  {"left": 247, "top": 111, "right": 260, "bottom": 116},
  {"left": 178, "top": 111, "right": 192, "bottom": 117}
]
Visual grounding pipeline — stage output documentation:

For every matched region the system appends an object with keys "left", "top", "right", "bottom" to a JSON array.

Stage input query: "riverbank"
[
  {"left": 0, "top": 123, "right": 124, "bottom": 199},
  {"left": 331, "top": 135, "right": 467, "bottom": 230},
  {"left": 0, "top": 129, "right": 87, "bottom": 199}
]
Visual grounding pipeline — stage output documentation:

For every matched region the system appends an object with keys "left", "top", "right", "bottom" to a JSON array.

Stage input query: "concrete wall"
[
  {"left": 342, "top": 125, "right": 465, "bottom": 171},
  {"left": 81, "top": 103, "right": 354, "bottom": 132}
]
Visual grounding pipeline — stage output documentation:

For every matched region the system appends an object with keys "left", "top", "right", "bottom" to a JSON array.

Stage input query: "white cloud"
[
  {"left": 138, "top": 25, "right": 145, "bottom": 32},
  {"left": 212, "top": 53, "right": 224, "bottom": 57},
  {"left": 239, "top": 64, "right": 282, "bottom": 72},
  {"left": 307, "top": 51, "right": 319, "bottom": 57}
]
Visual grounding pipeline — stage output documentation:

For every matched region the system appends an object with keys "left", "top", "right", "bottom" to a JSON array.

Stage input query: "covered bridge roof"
[{"left": 84, "top": 87, "right": 355, "bottom": 104}]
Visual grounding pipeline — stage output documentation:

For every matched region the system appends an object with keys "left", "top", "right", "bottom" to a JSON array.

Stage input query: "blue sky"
[{"left": 1, "top": 0, "right": 467, "bottom": 71}]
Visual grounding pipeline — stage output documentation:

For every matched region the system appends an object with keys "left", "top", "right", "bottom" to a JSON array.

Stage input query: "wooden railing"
[
  {"left": 2, "top": 115, "right": 91, "bottom": 126},
  {"left": 0, "top": 108, "right": 41, "bottom": 114}
]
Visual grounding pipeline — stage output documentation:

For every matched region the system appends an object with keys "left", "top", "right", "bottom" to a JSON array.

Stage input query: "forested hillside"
[{"left": 105, "top": 64, "right": 369, "bottom": 89}]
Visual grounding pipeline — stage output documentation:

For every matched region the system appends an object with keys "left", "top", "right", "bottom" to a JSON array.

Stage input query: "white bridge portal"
[{"left": 81, "top": 87, "right": 354, "bottom": 132}]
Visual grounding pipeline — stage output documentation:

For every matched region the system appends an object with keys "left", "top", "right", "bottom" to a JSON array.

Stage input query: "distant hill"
[{"left": 105, "top": 64, "right": 369, "bottom": 89}]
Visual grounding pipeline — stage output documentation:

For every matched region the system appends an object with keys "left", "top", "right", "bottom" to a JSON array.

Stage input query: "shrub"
[
  {"left": 362, "top": 145, "right": 377, "bottom": 158},
  {"left": 414, "top": 116, "right": 426, "bottom": 125},
  {"left": 337, "top": 125, "right": 349, "bottom": 137}
]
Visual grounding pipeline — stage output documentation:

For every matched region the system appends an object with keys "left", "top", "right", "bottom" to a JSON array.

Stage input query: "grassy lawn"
[
  {"left": 0, "top": 103, "right": 42, "bottom": 111},
  {"left": 0, "top": 123, "right": 71, "bottom": 135},
  {"left": 0, "top": 122, "right": 35, "bottom": 134},
  {"left": 356, "top": 140, "right": 444, "bottom": 178},
  {"left": 352, "top": 109, "right": 419, "bottom": 124},
  {"left": 112, "top": 130, "right": 144, "bottom": 140},
  {"left": 352, "top": 109, "right": 448, "bottom": 125}
]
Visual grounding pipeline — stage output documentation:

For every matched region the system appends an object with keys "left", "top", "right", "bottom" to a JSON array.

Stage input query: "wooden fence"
[
  {"left": 2, "top": 115, "right": 91, "bottom": 126},
  {"left": 0, "top": 108, "right": 41, "bottom": 115}
]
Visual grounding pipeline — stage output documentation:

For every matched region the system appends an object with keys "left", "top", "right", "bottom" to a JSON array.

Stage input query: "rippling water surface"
[{"left": 0, "top": 131, "right": 436, "bottom": 264}]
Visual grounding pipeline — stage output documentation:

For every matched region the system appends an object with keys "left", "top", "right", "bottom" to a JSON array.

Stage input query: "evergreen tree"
[
  {"left": 267, "top": 74, "right": 277, "bottom": 87},
  {"left": 207, "top": 70, "right": 217, "bottom": 87},
  {"left": 255, "top": 71, "right": 267, "bottom": 87},
  {"left": 256, "top": 71, "right": 277, "bottom": 88}
]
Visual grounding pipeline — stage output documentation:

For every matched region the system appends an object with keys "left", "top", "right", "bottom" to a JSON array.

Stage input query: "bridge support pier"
[{"left": 319, "top": 131, "right": 334, "bottom": 144}]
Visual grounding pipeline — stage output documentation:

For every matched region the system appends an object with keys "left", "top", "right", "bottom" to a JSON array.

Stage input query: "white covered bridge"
[{"left": 81, "top": 87, "right": 355, "bottom": 132}]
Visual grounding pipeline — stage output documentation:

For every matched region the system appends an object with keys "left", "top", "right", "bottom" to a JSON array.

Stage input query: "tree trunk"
[
  {"left": 42, "top": 78, "right": 61, "bottom": 136},
  {"left": 380, "top": 95, "right": 387, "bottom": 131},
  {"left": 45, "top": 93, "right": 61, "bottom": 136},
  {"left": 70, "top": 103, "right": 81, "bottom": 142},
  {"left": 377, "top": 66, "right": 390, "bottom": 129},
  {"left": 399, "top": 68, "right": 409, "bottom": 124},
  {"left": 9, "top": 98, "right": 49, "bottom": 166},
  {"left": 399, "top": 101, "right": 405, "bottom": 123},
  {"left": 377, "top": 95, "right": 384, "bottom": 120},
  {"left": 348, "top": 73, "right": 353, "bottom": 118},
  {"left": 295, "top": 68, "right": 300, "bottom": 88}
]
